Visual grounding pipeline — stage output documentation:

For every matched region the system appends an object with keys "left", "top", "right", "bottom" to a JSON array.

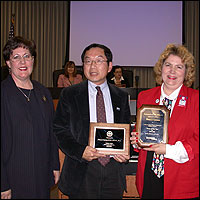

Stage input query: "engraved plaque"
[
  {"left": 136, "top": 104, "right": 169, "bottom": 147},
  {"left": 89, "top": 122, "right": 130, "bottom": 155}
]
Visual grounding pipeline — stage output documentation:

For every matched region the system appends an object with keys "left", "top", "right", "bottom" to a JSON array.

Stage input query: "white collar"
[
  {"left": 88, "top": 80, "right": 108, "bottom": 94},
  {"left": 111, "top": 76, "right": 124, "bottom": 81},
  {"left": 161, "top": 83, "right": 183, "bottom": 101}
]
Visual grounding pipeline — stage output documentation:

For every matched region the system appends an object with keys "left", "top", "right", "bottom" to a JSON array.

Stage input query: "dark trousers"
[
  {"left": 69, "top": 158, "right": 125, "bottom": 199},
  {"left": 142, "top": 151, "right": 164, "bottom": 199}
]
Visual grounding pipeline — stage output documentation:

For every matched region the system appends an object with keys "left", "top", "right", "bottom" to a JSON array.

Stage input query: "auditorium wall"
[{"left": 1, "top": 1, "right": 199, "bottom": 89}]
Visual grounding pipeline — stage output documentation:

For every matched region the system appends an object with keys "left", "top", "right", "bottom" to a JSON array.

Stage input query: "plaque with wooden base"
[
  {"left": 136, "top": 104, "right": 169, "bottom": 147},
  {"left": 89, "top": 122, "right": 130, "bottom": 156}
]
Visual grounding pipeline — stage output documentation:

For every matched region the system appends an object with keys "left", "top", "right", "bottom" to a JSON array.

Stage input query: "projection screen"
[{"left": 69, "top": 1, "right": 182, "bottom": 66}]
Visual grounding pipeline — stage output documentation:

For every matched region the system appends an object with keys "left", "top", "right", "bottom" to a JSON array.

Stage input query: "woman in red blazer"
[{"left": 131, "top": 44, "right": 199, "bottom": 199}]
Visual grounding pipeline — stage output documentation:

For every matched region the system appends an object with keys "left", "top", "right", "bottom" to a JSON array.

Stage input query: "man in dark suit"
[{"left": 53, "top": 43, "right": 131, "bottom": 199}]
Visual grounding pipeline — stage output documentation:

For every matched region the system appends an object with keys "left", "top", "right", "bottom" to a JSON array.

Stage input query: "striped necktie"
[{"left": 151, "top": 97, "right": 172, "bottom": 178}]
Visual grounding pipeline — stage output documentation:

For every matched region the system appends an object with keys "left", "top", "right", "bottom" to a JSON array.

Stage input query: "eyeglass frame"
[
  {"left": 83, "top": 59, "right": 108, "bottom": 66},
  {"left": 10, "top": 53, "right": 34, "bottom": 63}
]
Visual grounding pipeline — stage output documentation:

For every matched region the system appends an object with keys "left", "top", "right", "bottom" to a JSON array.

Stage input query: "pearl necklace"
[{"left": 17, "top": 87, "right": 32, "bottom": 102}]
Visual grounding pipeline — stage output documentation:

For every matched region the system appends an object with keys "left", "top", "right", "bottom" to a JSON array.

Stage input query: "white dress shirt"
[
  {"left": 160, "top": 83, "right": 189, "bottom": 163},
  {"left": 88, "top": 80, "right": 114, "bottom": 123}
]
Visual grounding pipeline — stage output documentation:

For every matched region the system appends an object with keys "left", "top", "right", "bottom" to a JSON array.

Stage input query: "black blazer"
[
  {"left": 1, "top": 75, "right": 60, "bottom": 198},
  {"left": 53, "top": 80, "right": 131, "bottom": 195}
]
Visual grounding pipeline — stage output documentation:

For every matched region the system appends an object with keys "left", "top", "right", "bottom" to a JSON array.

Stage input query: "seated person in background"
[
  {"left": 108, "top": 65, "right": 130, "bottom": 87},
  {"left": 57, "top": 61, "right": 83, "bottom": 87}
]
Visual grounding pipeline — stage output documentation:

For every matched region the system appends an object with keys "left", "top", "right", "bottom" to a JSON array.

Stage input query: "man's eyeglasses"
[
  {"left": 84, "top": 59, "right": 107, "bottom": 65},
  {"left": 10, "top": 54, "right": 34, "bottom": 62}
]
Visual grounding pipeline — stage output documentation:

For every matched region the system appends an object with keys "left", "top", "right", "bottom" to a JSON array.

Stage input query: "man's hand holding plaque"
[{"left": 135, "top": 104, "right": 170, "bottom": 147}]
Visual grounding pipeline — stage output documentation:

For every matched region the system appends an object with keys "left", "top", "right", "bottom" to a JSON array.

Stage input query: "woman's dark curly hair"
[{"left": 3, "top": 36, "right": 36, "bottom": 62}]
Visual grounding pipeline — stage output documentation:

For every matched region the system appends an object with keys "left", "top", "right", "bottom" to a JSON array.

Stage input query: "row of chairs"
[
  {"left": 1, "top": 65, "right": 133, "bottom": 87},
  {"left": 53, "top": 68, "right": 133, "bottom": 87}
]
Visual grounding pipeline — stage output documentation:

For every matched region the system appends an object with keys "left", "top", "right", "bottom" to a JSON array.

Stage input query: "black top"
[{"left": 108, "top": 77, "right": 130, "bottom": 87}]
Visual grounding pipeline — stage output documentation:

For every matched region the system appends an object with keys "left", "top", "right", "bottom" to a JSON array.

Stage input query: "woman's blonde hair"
[{"left": 154, "top": 44, "right": 196, "bottom": 87}]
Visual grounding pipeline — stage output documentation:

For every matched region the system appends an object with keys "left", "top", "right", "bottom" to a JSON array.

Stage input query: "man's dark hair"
[{"left": 81, "top": 43, "right": 113, "bottom": 65}]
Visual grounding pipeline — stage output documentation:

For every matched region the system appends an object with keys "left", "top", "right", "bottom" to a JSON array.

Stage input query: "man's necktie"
[
  {"left": 151, "top": 97, "right": 172, "bottom": 178},
  {"left": 96, "top": 86, "right": 110, "bottom": 166}
]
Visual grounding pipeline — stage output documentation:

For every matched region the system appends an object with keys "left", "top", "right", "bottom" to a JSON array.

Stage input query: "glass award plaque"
[{"left": 136, "top": 104, "right": 169, "bottom": 147}]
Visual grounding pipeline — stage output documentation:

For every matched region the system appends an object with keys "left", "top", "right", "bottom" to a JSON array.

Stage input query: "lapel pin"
[
  {"left": 42, "top": 95, "right": 46, "bottom": 102},
  {"left": 178, "top": 96, "right": 187, "bottom": 107},
  {"left": 116, "top": 107, "right": 120, "bottom": 111},
  {"left": 155, "top": 99, "right": 159, "bottom": 104}
]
